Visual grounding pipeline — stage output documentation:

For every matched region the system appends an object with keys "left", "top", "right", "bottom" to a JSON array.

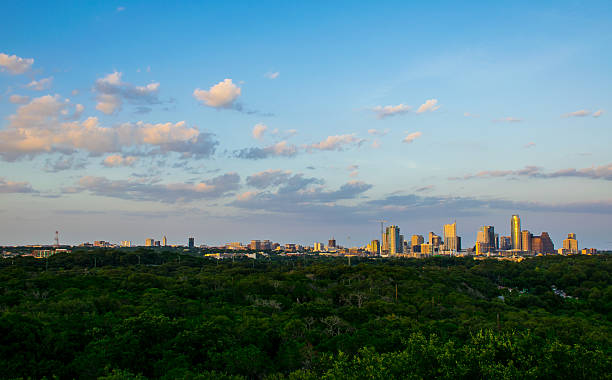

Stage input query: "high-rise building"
[
  {"left": 121, "top": 240, "right": 131, "bottom": 247},
  {"left": 386, "top": 225, "right": 401, "bottom": 255},
  {"left": 521, "top": 230, "right": 532, "bottom": 252},
  {"left": 328, "top": 238, "right": 336, "bottom": 248},
  {"left": 563, "top": 233, "right": 578, "bottom": 254},
  {"left": 476, "top": 226, "right": 495, "bottom": 253},
  {"left": 367, "top": 240, "right": 380, "bottom": 254},
  {"left": 188, "top": 237, "right": 195, "bottom": 249},
  {"left": 443, "top": 222, "right": 460, "bottom": 251},
  {"left": 411, "top": 234, "right": 424, "bottom": 246},
  {"left": 162, "top": 236, "right": 167, "bottom": 246},
  {"left": 314, "top": 242, "right": 325, "bottom": 252},
  {"left": 145, "top": 238, "right": 155, "bottom": 247},
  {"left": 532, "top": 232, "right": 554, "bottom": 254},
  {"left": 511, "top": 214, "right": 521, "bottom": 250},
  {"left": 499, "top": 236, "right": 512, "bottom": 250},
  {"left": 399, "top": 235, "right": 405, "bottom": 254}
]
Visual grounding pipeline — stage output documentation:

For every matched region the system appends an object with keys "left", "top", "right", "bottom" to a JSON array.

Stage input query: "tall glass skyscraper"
[{"left": 511, "top": 215, "right": 521, "bottom": 250}]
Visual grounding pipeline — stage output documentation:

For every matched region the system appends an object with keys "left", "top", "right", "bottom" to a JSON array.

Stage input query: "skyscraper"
[
  {"left": 188, "top": 237, "right": 194, "bottom": 249},
  {"left": 328, "top": 238, "right": 336, "bottom": 248},
  {"left": 521, "top": 230, "right": 532, "bottom": 252},
  {"left": 443, "top": 222, "right": 461, "bottom": 252},
  {"left": 145, "top": 238, "right": 155, "bottom": 247},
  {"left": 162, "top": 236, "right": 167, "bottom": 247},
  {"left": 386, "top": 225, "right": 401, "bottom": 255},
  {"left": 511, "top": 214, "right": 521, "bottom": 250},
  {"left": 563, "top": 233, "right": 578, "bottom": 254}
]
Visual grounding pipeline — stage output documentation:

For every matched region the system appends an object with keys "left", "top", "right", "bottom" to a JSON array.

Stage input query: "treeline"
[{"left": 0, "top": 250, "right": 610, "bottom": 379}]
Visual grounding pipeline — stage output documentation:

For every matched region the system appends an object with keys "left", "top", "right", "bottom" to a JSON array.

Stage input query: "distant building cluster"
[{"left": 0, "top": 213, "right": 604, "bottom": 260}]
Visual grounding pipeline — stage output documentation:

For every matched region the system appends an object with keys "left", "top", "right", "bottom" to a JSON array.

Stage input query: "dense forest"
[{"left": 0, "top": 250, "right": 610, "bottom": 379}]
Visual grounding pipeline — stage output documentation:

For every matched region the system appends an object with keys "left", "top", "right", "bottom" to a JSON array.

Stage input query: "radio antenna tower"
[
  {"left": 377, "top": 220, "right": 387, "bottom": 255},
  {"left": 54, "top": 231, "right": 60, "bottom": 248}
]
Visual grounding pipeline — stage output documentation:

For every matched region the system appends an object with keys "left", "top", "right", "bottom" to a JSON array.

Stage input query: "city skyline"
[{"left": 1, "top": 1, "right": 612, "bottom": 248}]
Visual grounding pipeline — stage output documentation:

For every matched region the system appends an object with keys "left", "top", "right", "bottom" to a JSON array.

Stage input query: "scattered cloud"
[
  {"left": 403, "top": 131, "right": 422, "bottom": 144},
  {"left": 265, "top": 71, "right": 279, "bottom": 79},
  {"left": 368, "top": 128, "right": 389, "bottom": 136},
  {"left": 0, "top": 177, "right": 36, "bottom": 193},
  {"left": 372, "top": 140, "right": 381, "bottom": 149},
  {"left": 464, "top": 112, "right": 479, "bottom": 117},
  {"left": 94, "top": 71, "right": 161, "bottom": 114},
  {"left": 416, "top": 99, "right": 440, "bottom": 114},
  {"left": 563, "top": 109, "right": 590, "bottom": 118},
  {"left": 27, "top": 76, "right": 53, "bottom": 91},
  {"left": 347, "top": 165, "right": 359, "bottom": 178},
  {"left": 252, "top": 123, "right": 267, "bottom": 140},
  {"left": 116, "top": 6, "right": 125, "bottom": 12},
  {"left": 193, "top": 78, "right": 241, "bottom": 109},
  {"left": 524, "top": 142, "right": 536, "bottom": 149},
  {"left": 9, "top": 94, "right": 30, "bottom": 104},
  {"left": 71, "top": 172, "right": 240, "bottom": 203},
  {"left": 43, "top": 156, "right": 87, "bottom": 172},
  {"left": 415, "top": 185, "right": 434, "bottom": 192},
  {"left": 0, "top": 53, "right": 34, "bottom": 75},
  {"left": 0, "top": 95, "right": 218, "bottom": 160},
  {"left": 372, "top": 104, "right": 411, "bottom": 119},
  {"left": 246, "top": 170, "right": 323, "bottom": 190},
  {"left": 450, "top": 164, "right": 612, "bottom": 181},
  {"left": 305, "top": 134, "right": 364, "bottom": 152},
  {"left": 493, "top": 117, "right": 522, "bottom": 123},
  {"left": 593, "top": 110, "right": 604, "bottom": 118},
  {"left": 234, "top": 141, "right": 298, "bottom": 160},
  {"left": 102, "top": 155, "right": 138, "bottom": 167}
]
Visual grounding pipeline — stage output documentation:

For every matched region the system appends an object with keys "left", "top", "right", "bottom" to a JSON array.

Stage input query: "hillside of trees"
[{"left": 0, "top": 250, "right": 610, "bottom": 379}]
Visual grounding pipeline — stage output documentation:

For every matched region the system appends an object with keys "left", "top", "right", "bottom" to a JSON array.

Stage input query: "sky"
[{"left": 1, "top": 0, "right": 611, "bottom": 248}]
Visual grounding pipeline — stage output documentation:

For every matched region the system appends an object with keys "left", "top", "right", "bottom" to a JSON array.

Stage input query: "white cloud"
[
  {"left": 464, "top": 112, "right": 479, "bottom": 117},
  {"left": 563, "top": 109, "right": 590, "bottom": 118},
  {"left": 403, "top": 131, "right": 422, "bottom": 144},
  {"left": 416, "top": 99, "right": 440, "bottom": 114},
  {"left": 493, "top": 117, "right": 522, "bottom": 123},
  {"left": 116, "top": 6, "right": 125, "bottom": 12},
  {"left": 0, "top": 53, "right": 34, "bottom": 75},
  {"left": 27, "top": 76, "right": 54, "bottom": 91},
  {"left": 9, "top": 94, "right": 30, "bottom": 104},
  {"left": 0, "top": 95, "right": 218, "bottom": 161},
  {"left": 372, "top": 140, "right": 381, "bottom": 149},
  {"left": 372, "top": 104, "right": 411, "bottom": 119},
  {"left": 368, "top": 128, "right": 389, "bottom": 136},
  {"left": 524, "top": 142, "right": 536, "bottom": 149},
  {"left": 593, "top": 110, "right": 604, "bottom": 118},
  {"left": 305, "top": 134, "right": 364, "bottom": 152},
  {"left": 193, "top": 78, "right": 241, "bottom": 108},
  {"left": 252, "top": 123, "right": 267, "bottom": 140},
  {"left": 265, "top": 71, "right": 279, "bottom": 79},
  {"left": 94, "top": 71, "right": 161, "bottom": 115},
  {"left": 102, "top": 155, "right": 138, "bottom": 167}
]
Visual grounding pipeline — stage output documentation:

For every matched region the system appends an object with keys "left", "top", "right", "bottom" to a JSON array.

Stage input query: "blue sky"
[{"left": 1, "top": 0, "right": 611, "bottom": 248}]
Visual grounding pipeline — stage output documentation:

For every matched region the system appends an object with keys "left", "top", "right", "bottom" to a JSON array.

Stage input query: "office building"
[
  {"left": 476, "top": 226, "right": 495, "bottom": 253},
  {"left": 328, "top": 238, "right": 336, "bottom": 248},
  {"left": 162, "top": 236, "right": 167, "bottom": 247},
  {"left": 188, "top": 237, "right": 195, "bottom": 249},
  {"left": 386, "top": 225, "right": 401, "bottom": 255},
  {"left": 314, "top": 242, "right": 325, "bottom": 252},
  {"left": 443, "top": 222, "right": 461, "bottom": 252},
  {"left": 511, "top": 214, "right": 521, "bottom": 250},
  {"left": 521, "top": 230, "right": 532, "bottom": 253},
  {"left": 532, "top": 232, "right": 554, "bottom": 254},
  {"left": 563, "top": 233, "right": 578, "bottom": 254},
  {"left": 121, "top": 241, "right": 131, "bottom": 247},
  {"left": 145, "top": 238, "right": 155, "bottom": 247},
  {"left": 499, "top": 236, "right": 512, "bottom": 250},
  {"left": 367, "top": 240, "right": 380, "bottom": 254},
  {"left": 411, "top": 234, "right": 424, "bottom": 246}
]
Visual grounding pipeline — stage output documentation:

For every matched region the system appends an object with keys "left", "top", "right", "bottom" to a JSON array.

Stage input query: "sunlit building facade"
[{"left": 511, "top": 214, "right": 521, "bottom": 250}]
